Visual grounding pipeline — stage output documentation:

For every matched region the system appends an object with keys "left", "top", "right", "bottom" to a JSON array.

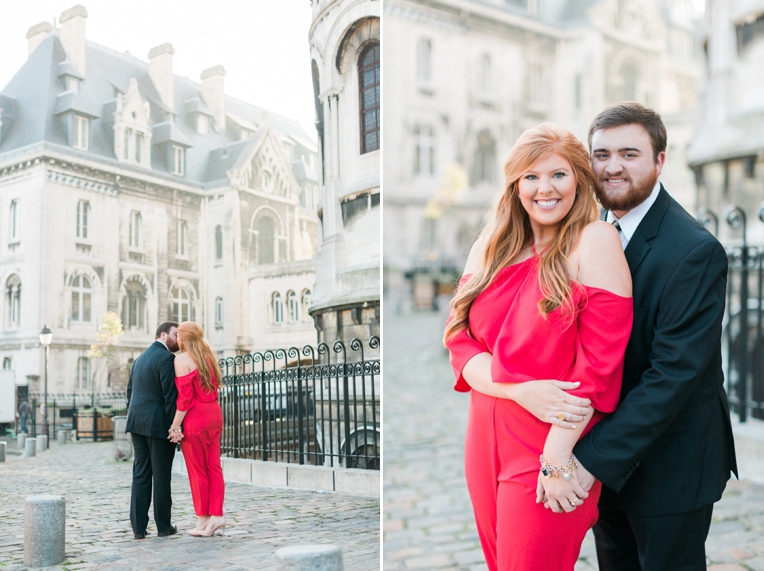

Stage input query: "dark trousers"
[
  {"left": 593, "top": 502, "right": 714, "bottom": 571},
  {"left": 130, "top": 433, "right": 176, "bottom": 534}
]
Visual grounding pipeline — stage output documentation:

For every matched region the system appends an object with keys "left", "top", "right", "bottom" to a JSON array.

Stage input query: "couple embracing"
[
  {"left": 125, "top": 321, "right": 226, "bottom": 539},
  {"left": 445, "top": 102, "right": 737, "bottom": 570}
]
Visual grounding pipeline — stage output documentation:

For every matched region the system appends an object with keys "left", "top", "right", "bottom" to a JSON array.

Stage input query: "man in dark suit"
[
  {"left": 572, "top": 102, "right": 737, "bottom": 570},
  {"left": 126, "top": 321, "right": 180, "bottom": 539}
]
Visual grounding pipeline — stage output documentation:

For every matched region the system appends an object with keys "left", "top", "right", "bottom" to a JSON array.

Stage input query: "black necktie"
[{"left": 612, "top": 218, "right": 623, "bottom": 234}]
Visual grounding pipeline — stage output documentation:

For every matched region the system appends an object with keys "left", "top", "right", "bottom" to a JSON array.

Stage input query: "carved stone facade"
[
  {"left": 0, "top": 6, "right": 319, "bottom": 395},
  {"left": 308, "top": 0, "right": 381, "bottom": 344},
  {"left": 384, "top": 0, "right": 702, "bottom": 309}
]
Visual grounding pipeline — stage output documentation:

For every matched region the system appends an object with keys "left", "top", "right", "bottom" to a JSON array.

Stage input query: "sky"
[{"left": 0, "top": 0, "right": 317, "bottom": 140}]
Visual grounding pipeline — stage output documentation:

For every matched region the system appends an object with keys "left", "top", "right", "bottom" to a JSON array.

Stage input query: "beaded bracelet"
[{"left": 539, "top": 455, "right": 577, "bottom": 481}]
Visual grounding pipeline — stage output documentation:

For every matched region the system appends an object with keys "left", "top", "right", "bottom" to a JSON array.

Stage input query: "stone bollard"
[
  {"left": 0, "top": 441, "right": 5, "bottom": 462},
  {"left": 275, "top": 545, "right": 344, "bottom": 571},
  {"left": 113, "top": 416, "right": 132, "bottom": 461},
  {"left": 36, "top": 435, "right": 48, "bottom": 452},
  {"left": 25, "top": 438, "right": 36, "bottom": 457},
  {"left": 57, "top": 429, "right": 67, "bottom": 445},
  {"left": 24, "top": 495, "right": 65, "bottom": 567},
  {"left": 18, "top": 433, "right": 26, "bottom": 449}
]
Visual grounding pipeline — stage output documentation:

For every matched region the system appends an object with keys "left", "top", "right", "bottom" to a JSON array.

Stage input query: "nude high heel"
[{"left": 198, "top": 518, "right": 225, "bottom": 537}]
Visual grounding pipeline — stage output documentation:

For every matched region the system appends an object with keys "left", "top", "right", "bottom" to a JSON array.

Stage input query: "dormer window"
[
  {"left": 74, "top": 115, "right": 89, "bottom": 150},
  {"left": 67, "top": 77, "right": 79, "bottom": 92},
  {"left": 135, "top": 132, "right": 143, "bottom": 162},
  {"left": 198, "top": 114, "right": 209, "bottom": 135},
  {"left": 173, "top": 145, "right": 185, "bottom": 175}
]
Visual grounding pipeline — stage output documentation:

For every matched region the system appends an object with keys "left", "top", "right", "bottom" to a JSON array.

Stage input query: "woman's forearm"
[
  {"left": 461, "top": 352, "right": 511, "bottom": 398},
  {"left": 542, "top": 410, "right": 593, "bottom": 465},
  {"left": 170, "top": 409, "right": 188, "bottom": 430}
]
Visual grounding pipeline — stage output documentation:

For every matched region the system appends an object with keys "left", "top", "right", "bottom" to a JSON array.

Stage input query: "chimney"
[
  {"left": 26, "top": 22, "right": 52, "bottom": 57},
  {"left": 148, "top": 43, "right": 175, "bottom": 110},
  {"left": 59, "top": 5, "right": 88, "bottom": 76},
  {"left": 200, "top": 65, "right": 226, "bottom": 129}
]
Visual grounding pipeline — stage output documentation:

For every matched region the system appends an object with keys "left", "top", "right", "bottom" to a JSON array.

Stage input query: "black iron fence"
[
  {"left": 24, "top": 393, "right": 127, "bottom": 440},
  {"left": 19, "top": 337, "right": 381, "bottom": 469},
  {"left": 698, "top": 205, "right": 764, "bottom": 422},
  {"left": 218, "top": 337, "right": 380, "bottom": 469}
]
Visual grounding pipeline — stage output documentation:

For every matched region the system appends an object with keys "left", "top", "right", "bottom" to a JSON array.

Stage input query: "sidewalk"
[
  {"left": 0, "top": 439, "right": 379, "bottom": 570},
  {"left": 383, "top": 310, "right": 764, "bottom": 571}
]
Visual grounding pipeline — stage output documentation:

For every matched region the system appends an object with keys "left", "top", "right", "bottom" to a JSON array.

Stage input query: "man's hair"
[
  {"left": 155, "top": 321, "right": 179, "bottom": 339},
  {"left": 588, "top": 101, "right": 667, "bottom": 162}
]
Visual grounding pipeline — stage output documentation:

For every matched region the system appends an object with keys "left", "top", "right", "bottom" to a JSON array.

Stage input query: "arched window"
[
  {"left": 215, "top": 225, "right": 223, "bottom": 260},
  {"left": 257, "top": 217, "right": 276, "bottom": 264},
  {"left": 71, "top": 275, "right": 91, "bottom": 322},
  {"left": 359, "top": 43, "right": 380, "bottom": 153},
  {"left": 302, "top": 289, "right": 312, "bottom": 321},
  {"left": 620, "top": 59, "right": 639, "bottom": 102},
  {"left": 6, "top": 274, "right": 20, "bottom": 327},
  {"left": 272, "top": 292, "right": 283, "bottom": 324},
  {"left": 122, "top": 278, "right": 146, "bottom": 330},
  {"left": 472, "top": 129, "right": 497, "bottom": 185},
  {"left": 77, "top": 357, "right": 91, "bottom": 390},
  {"left": 170, "top": 286, "right": 191, "bottom": 323},
  {"left": 215, "top": 297, "right": 223, "bottom": 325},
  {"left": 287, "top": 291, "right": 298, "bottom": 323}
]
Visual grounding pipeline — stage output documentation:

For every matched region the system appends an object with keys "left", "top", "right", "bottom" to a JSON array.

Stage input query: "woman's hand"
[
  {"left": 168, "top": 427, "right": 183, "bottom": 443},
  {"left": 504, "top": 380, "right": 593, "bottom": 429},
  {"left": 535, "top": 471, "right": 589, "bottom": 513}
]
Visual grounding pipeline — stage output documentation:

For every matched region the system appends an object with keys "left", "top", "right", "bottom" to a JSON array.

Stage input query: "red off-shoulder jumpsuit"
[
  {"left": 445, "top": 255, "right": 633, "bottom": 571},
  {"left": 176, "top": 368, "right": 225, "bottom": 517}
]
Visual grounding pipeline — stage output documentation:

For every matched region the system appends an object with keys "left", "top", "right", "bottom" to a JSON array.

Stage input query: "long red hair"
[
  {"left": 177, "top": 321, "right": 222, "bottom": 392},
  {"left": 444, "top": 123, "right": 598, "bottom": 343}
]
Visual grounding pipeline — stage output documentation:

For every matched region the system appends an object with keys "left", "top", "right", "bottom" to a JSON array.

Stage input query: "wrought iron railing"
[
  {"left": 20, "top": 337, "right": 381, "bottom": 469},
  {"left": 218, "top": 337, "right": 380, "bottom": 469},
  {"left": 698, "top": 204, "right": 764, "bottom": 422}
]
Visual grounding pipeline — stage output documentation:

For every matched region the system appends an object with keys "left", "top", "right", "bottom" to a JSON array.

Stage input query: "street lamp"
[{"left": 39, "top": 325, "right": 52, "bottom": 448}]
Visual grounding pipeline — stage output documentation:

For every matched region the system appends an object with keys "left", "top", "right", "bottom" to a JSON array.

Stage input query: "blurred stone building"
[
  {"left": 689, "top": 0, "right": 764, "bottom": 245},
  {"left": 384, "top": 0, "right": 703, "bottom": 309},
  {"left": 0, "top": 5, "right": 319, "bottom": 394},
  {"left": 308, "top": 0, "right": 380, "bottom": 343}
]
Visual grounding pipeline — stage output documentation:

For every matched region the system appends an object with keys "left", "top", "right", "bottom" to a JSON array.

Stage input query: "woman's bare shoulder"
[
  {"left": 173, "top": 352, "right": 196, "bottom": 374},
  {"left": 574, "top": 221, "right": 631, "bottom": 296}
]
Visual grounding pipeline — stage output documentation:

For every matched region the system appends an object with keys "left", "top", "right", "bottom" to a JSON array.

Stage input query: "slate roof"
[{"left": 0, "top": 29, "right": 317, "bottom": 187}]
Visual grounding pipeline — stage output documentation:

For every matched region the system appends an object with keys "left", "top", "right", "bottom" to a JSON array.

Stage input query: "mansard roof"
[{"left": 0, "top": 30, "right": 316, "bottom": 188}]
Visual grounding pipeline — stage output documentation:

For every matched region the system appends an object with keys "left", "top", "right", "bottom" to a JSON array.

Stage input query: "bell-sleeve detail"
[
  {"left": 445, "top": 275, "right": 490, "bottom": 392},
  {"left": 566, "top": 287, "right": 633, "bottom": 412},
  {"left": 175, "top": 372, "right": 196, "bottom": 411}
]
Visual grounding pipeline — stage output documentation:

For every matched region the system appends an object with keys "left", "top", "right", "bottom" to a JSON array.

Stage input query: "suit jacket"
[
  {"left": 125, "top": 341, "right": 177, "bottom": 439},
  {"left": 574, "top": 186, "right": 737, "bottom": 517}
]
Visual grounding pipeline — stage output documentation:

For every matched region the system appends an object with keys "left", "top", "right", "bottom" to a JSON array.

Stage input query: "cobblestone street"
[
  {"left": 0, "top": 439, "right": 379, "bottom": 571},
  {"left": 383, "top": 310, "right": 764, "bottom": 570}
]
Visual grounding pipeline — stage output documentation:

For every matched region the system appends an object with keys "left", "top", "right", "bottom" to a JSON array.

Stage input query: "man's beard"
[
  {"left": 594, "top": 168, "right": 659, "bottom": 212},
  {"left": 166, "top": 339, "right": 179, "bottom": 352}
]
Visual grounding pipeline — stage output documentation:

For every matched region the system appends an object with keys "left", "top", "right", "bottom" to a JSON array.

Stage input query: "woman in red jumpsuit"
[
  {"left": 444, "top": 123, "right": 633, "bottom": 570},
  {"left": 168, "top": 321, "right": 225, "bottom": 537}
]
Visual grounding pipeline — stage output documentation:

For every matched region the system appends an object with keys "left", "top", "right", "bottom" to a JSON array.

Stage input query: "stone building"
[
  {"left": 384, "top": 0, "right": 702, "bottom": 309},
  {"left": 689, "top": 0, "right": 764, "bottom": 245},
  {"left": 0, "top": 5, "right": 319, "bottom": 395},
  {"left": 308, "top": 0, "right": 381, "bottom": 344}
]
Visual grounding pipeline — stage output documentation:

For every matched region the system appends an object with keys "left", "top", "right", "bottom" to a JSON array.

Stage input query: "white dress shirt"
[{"left": 606, "top": 180, "right": 662, "bottom": 251}]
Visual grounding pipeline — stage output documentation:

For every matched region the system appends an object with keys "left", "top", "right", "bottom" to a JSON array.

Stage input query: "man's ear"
[{"left": 655, "top": 151, "right": 666, "bottom": 176}]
